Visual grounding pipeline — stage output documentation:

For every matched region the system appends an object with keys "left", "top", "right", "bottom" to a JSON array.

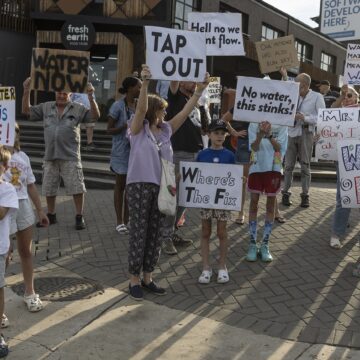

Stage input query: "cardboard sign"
[
  {"left": 30, "top": 48, "right": 90, "bottom": 93},
  {"left": 0, "top": 87, "right": 16, "bottom": 146},
  {"left": 232, "top": 76, "right": 299, "bottom": 126},
  {"left": 255, "top": 35, "right": 299, "bottom": 74},
  {"left": 145, "top": 26, "right": 206, "bottom": 82},
  {"left": 208, "top": 77, "right": 221, "bottom": 104},
  {"left": 338, "top": 139, "right": 360, "bottom": 208},
  {"left": 344, "top": 44, "right": 360, "bottom": 85},
  {"left": 178, "top": 161, "right": 243, "bottom": 211},
  {"left": 316, "top": 108, "right": 360, "bottom": 161},
  {"left": 187, "top": 12, "right": 245, "bottom": 56},
  {"left": 321, "top": 1, "right": 360, "bottom": 41}
]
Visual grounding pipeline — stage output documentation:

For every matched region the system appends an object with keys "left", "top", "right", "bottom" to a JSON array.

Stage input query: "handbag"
[{"left": 148, "top": 130, "right": 177, "bottom": 216}]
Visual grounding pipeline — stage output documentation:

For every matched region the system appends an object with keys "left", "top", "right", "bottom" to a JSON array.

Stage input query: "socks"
[
  {"left": 262, "top": 220, "right": 274, "bottom": 244},
  {"left": 249, "top": 220, "right": 257, "bottom": 244}
]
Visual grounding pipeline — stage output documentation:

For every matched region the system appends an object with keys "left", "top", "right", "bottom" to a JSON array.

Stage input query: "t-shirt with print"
[
  {"left": 166, "top": 88, "right": 203, "bottom": 153},
  {"left": 196, "top": 148, "right": 235, "bottom": 164},
  {"left": 248, "top": 123, "right": 288, "bottom": 175},
  {"left": 3, "top": 151, "right": 36, "bottom": 200},
  {"left": 0, "top": 182, "right": 18, "bottom": 255}
]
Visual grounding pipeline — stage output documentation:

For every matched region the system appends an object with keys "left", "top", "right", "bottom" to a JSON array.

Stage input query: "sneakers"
[
  {"left": 217, "top": 268, "right": 229, "bottom": 283},
  {"left": 300, "top": 194, "right": 310, "bottom": 208},
  {"left": 24, "top": 293, "right": 43, "bottom": 312},
  {"left": 171, "top": 233, "right": 193, "bottom": 247},
  {"left": 129, "top": 284, "right": 143, "bottom": 301},
  {"left": 246, "top": 243, "right": 258, "bottom": 262},
  {"left": 37, "top": 212, "right": 56, "bottom": 227},
  {"left": 162, "top": 239, "right": 178, "bottom": 255},
  {"left": 259, "top": 243, "right": 273, "bottom": 262},
  {"left": 75, "top": 214, "right": 86, "bottom": 230},
  {"left": 0, "top": 334, "right": 8, "bottom": 358},
  {"left": 282, "top": 192, "right": 292, "bottom": 206},
  {"left": 198, "top": 269, "right": 212, "bottom": 284},
  {"left": 330, "top": 235, "right": 342, "bottom": 249},
  {"left": 141, "top": 280, "right": 166, "bottom": 295},
  {"left": 0, "top": 315, "right": 8, "bottom": 329}
]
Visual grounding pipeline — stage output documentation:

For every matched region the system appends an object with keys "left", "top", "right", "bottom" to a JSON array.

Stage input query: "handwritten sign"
[
  {"left": 30, "top": 48, "right": 90, "bottom": 93},
  {"left": 344, "top": 44, "right": 360, "bottom": 85},
  {"left": 145, "top": 26, "right": 206, "bottom": 82},
  {"left": 208, "top": 77, "right": 221, "bottom": 104},
  {"left": 338, "top": 139, "right": 360, "bottom": 208},
  {"left": 316, "top": 108, "right": 360, "bottom": 161},
  {"left": 255, "top": 35, "right": 299, "bottom": 74},
  {"left": 0, "top": 87, "right": 16, "bottom": 146},
  {"left": 178, "top": 161, "right": 243, "bottom": 211},
  {"left": 188, "top": 12, "right": 245, "bottom": 56},
  {"left": 233, "top": 76, "right": 299, "bottom": 126}
]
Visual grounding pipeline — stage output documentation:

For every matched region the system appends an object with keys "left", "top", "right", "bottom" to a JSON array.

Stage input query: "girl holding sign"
[{"left": 126, "top": 65, "right": 209, "bottom": 300}]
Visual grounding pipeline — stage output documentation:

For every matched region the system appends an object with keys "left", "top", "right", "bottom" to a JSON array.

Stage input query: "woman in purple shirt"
[{"left": 126, "top": 65, "right": 209, "bottom": 300}]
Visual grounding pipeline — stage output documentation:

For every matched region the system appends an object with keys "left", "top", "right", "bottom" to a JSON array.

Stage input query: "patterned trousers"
[{"left": 126, "top": 182, "right": 165, "bottom": 276}]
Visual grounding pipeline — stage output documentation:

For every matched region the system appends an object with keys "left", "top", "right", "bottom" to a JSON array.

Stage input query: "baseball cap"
[{"left": 208, "top": 120, "right": 228, "bottom": 132}]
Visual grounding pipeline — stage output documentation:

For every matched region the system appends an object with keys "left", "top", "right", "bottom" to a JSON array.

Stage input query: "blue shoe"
[
  {"left": 129, "top": 284, "right": 143, "bottom": 301},
  {"left": 246, "top": 243, "right": 258, "bottom": 262},
  {"left": 260, "top": 243, "right": 273, "bottom": 262}
]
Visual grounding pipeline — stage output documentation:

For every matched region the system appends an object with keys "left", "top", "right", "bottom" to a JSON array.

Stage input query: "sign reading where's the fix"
[
  {"left": 178, "top": 161, "right": 243, "bottom": 211},
  {"left": 338, "top": 139, "right": 360, "bottom": 208},
  {"left": 0, "top": 87, "right": 16, "bottom": 146},
  {"left": 187, "top": 12, "right": 245, "bottom": 56},
  {"left": 344, "top": 44, "right": 360, "bottom": 85},
  {"left": 233, "top": 76, "right": 299, "bottom": 126},
  {"left": 30, "top": 48, "right": 90, "bottom": 93},
  {"left": 145, "top": 26, "right": 206, "bottom": 82}
]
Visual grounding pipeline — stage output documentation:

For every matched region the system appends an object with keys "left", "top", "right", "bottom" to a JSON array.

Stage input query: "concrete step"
[{"left": 21, "top": 143, "right": 112, "bottom": 155}]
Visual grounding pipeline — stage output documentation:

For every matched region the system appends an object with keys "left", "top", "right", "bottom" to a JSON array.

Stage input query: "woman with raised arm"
[{"left": 126, "top": 65, "right": 209, "bottom": 300}]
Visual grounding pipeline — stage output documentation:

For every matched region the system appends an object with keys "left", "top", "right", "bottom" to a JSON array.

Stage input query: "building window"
[
  {"left": 295, "top": 39, "right": 313, "bottom": 64},
  {"left": 321, "top": 52, "right": 336, "bottom": 72},
  {"left": 173, "top": 0, "right": 198, "bottom": 29},
  {"left": 219, "top": 2, "right": 249, "bottom": 37},
  {"left": 261, "top": 23, "right": 284, "bottom": 41}
]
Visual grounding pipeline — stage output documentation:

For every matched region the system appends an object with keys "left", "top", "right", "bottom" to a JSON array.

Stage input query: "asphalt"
[{"left": 4, "top": 181, "right": 360, "bottom": 359}]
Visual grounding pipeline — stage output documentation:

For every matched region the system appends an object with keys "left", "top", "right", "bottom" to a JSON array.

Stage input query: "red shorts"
[{"left": 247, "top": 171, "right": 281, "bottom": 196}]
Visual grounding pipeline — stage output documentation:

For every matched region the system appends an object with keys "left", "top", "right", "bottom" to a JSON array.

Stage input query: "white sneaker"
[
  {"left": 217, "top": 268, "right": 229, "bottom": 283},
  {"left": 1, "top": 314, "right": 9, "bottom": 328},
  {"left": 24, "top": 293, "right": 43, "bottom": 312},
  {"left": 198, "top": 269, "right": 212, "bottom": 284},
  {"left": 330, "top": 235, "right": 342, "bottom": 249}
]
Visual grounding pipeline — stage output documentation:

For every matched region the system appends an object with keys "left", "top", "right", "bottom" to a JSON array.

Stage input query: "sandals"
[
  {"left": 24, "top": 293, "right": 43, "bottom": 312},
  {"left": 235, "top": 215, "right": 245, "bottom": 225},
  {"left": 275, "top": 216, "right": 286, "bottom": 223},
  {"left": 116, "top": 224, "right": 129, "bottom": 234},
  {"left": 198, "top": 269, "right": 212, "bottom": 284},
  {"left": 1, "top": 315, "right": 9, "bottom": 329},
  {"left": 330, "top": 235, "right": 342, "bottom": 249},
  {"left": 217, "top": 268, "right": 229, "bottom": 283}
]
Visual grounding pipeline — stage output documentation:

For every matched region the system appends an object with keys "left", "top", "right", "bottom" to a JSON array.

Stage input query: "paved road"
[{"left": 11, "top": 181, "right": 360, "bottom": 348}]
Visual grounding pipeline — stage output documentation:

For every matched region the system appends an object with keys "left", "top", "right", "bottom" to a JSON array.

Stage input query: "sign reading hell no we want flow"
[{"left": 31, "top": 48, "right": 90, "bottom": 93}]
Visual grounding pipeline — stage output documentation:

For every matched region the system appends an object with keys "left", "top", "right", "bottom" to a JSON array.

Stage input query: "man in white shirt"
[{"left": 282, "top": 73, "right": 325, "bottom": 208}]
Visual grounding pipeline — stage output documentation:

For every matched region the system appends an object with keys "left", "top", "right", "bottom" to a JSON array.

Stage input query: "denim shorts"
[{"left": 235, "top": 138, "right": 251, "bottom": 164}]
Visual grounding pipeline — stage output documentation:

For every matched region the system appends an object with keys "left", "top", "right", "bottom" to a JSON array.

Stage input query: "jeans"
[{"left": 332, "top": 164, "right": 351, "bottom": 237}]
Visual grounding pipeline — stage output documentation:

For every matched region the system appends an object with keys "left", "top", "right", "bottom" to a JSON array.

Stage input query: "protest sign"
[
  {"left": 187, "top": 12, "right": 245, "bottom": 56},
  {"left": 337, "top": 139, "right": 360, "bottom": 208},
  {"left": 255, "top": 35, "right": 299, "bottom": 74},
  {"left": 316, "top": 108, "right": 360, "bottom": 161},
  {"left": 232, "top": 76, "right": 299, "bottom": 126},
  {"left": 321, "top": 0, "right": 360, "bottom": 41},
  {"left": 178, "top": 161, "right": 243, "bottom": 211},
  {"left": 0, "top": 87, "right": 16, "bottom": 146},
  {"left": 30, "top": 48, "right": 90, "bottom": 93},
  {"left": 145, "top": 26, "right": 206, "bottom": 82},
  {"left": 344, "top": 44, "right": 360, "bottom": 85},
  {"left": 208, "top": 77, "right": 221, "bottom": 104}
]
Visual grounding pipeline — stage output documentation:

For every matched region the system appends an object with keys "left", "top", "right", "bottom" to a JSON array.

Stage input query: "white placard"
[
  {"left": 178, "top": 161, "right": 243, "bottom": 211},
  {"left": 321, "top": 1, "right": 360, "bottom": 41},
  {"left": 145, "top": 26, "right": 206, "bottom": 82},
  {"left": 0, "top": 87, "right": 16, "bottom": 147},
  {"left": 232, "top": 77, "right": 299, "bottom": 126},
  {"left": 103, "top": 79, "right": 111, "bottom": 89},
  {"left": 344, "top": 44, "right": 360, "bottom": 85},
  {"left": 338, "top": 139, "right": 360, "bottom": 208},
  {"left": 208, "top": 76, "right": 221, "bottom": 104},
  {"left": 316, "top": 108, "right": 360, "bottom": 161},
  {"left": 188, "top": 12, "right": 245, "bottom": 56}
]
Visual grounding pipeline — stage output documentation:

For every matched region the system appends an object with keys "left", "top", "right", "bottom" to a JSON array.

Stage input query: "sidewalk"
[{"left": 4, "top": 181, "right": 360, "bottom": 359}]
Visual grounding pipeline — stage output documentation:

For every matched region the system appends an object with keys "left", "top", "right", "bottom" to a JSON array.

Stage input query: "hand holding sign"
[
  {"left": 195, "top": 72, "right": 210, "bottom": 95},
  {"left": 140, "top": 64, "right": 152, "bottom": 81}
]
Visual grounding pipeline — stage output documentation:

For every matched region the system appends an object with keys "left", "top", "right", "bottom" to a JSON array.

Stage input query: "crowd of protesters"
[{"left": 0, "top": 60, "right": 359, "bottom": 355}]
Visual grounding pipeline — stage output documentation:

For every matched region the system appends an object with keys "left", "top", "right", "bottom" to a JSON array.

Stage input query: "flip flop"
[{"left": 275, "top": 216, "right": 286, "bottom": 223}]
